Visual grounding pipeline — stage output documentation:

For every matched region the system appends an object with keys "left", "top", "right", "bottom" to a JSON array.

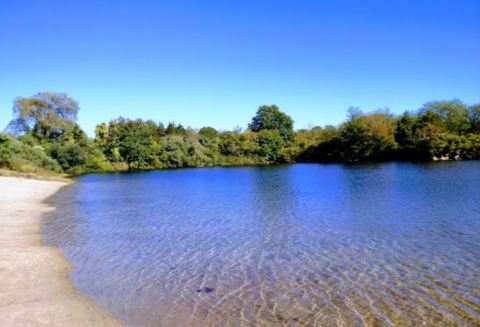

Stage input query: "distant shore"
[{"left": 0, "top": 176, "right": 122, "bottom": 326}]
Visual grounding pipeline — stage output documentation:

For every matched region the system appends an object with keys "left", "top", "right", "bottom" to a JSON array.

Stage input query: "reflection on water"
[{"left": 43, "top": 162, "right": 480, "bottom": 326}]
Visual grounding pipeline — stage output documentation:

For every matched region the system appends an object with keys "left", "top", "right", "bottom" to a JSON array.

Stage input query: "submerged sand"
[{"left": 0, "top": 176, "right": 122, "bottom": 326}]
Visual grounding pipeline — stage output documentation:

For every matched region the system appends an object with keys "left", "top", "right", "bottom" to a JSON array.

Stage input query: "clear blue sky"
[{"left": 1, "top": 0, "right": 479, "bottom": 135}]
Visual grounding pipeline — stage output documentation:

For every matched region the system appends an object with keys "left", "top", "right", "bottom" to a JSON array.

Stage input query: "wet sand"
[{"left": 0, "top": 176, "right": 122, "bottom": 326}]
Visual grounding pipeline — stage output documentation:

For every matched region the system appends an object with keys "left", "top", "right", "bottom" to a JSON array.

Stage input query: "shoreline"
[{"left": 0, "top": 176, "right": 122, "bottom": 326}]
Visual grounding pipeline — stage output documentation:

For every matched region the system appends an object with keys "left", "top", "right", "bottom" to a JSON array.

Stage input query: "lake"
[{"left": 43, "top": 162, "right": 480, "bottom": 326}]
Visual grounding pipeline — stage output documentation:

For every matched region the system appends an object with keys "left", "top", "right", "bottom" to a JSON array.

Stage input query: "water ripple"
[{"left": 43, "top": 163, "right": 480, "bottom": 326}]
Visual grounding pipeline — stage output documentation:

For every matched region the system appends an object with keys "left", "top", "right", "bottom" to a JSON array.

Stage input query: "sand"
[{"left": 0, "top": 176, "right": 123, "bottom": 326}]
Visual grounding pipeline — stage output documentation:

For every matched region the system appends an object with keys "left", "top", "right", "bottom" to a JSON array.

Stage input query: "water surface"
[{"left": 44, "top": 162, "right": 480, "bottom": 326}]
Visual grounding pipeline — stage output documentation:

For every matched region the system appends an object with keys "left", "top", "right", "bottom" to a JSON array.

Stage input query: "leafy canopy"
[
  {"left": 7, "top": 92, "right": 79, "bottom": 140},
  {"left": 248, "top": 105, "right": 294, "bottom": 142},
  {"left": 420, "top": 99, "right": 470, "bottom": 134}
]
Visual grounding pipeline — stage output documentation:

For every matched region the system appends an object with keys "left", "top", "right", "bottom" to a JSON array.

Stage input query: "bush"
[
  {"left": 0, "top": 133, "right": 62, "bottom": 173},
  {"left": 49, "top": 143, "right": 88, "bottom": 172}
]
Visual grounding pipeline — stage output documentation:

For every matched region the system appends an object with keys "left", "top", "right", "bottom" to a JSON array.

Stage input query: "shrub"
[{"left": 0, "top": 133, "right": 62, "bottom": 173}]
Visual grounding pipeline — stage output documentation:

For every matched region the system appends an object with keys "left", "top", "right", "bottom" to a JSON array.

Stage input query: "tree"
[
  {"left": 199, "top": 127, "right": 218, "bottom": 139},
  {"left": 336, "top": 109, "right": 397, "bottom": 162},
  {"left": 363, "top": 112, "right": 397, "bottom": 159},
  {"left": 111, "top": 119, "right": 157, "bottom": 169},
  {"left": 470, "top": 104, "right": 480, "bottom": 133},
  {"left": 420, "top": 99, "right": 470, "bottom": 134},
  {"left": 395, "top": 112, "right": 415, "bottom": 145},
  {"left": 219, "top": 132, "right": 241, "bottom": 156},
  {"left": 413, "top": 110, "right": 443, "bottom": 137},
  {"left": 249, "top": 105, "right": 294, "bottom": 141},
  {"left": 49, "top": 143, "right": 88, "bottom": 171},
  {"left": 257, "top": 130, "right": 285, "bottom": 162},
  {"left": 94, "top": 123, "right": 109, "bottom": 147},
  {"left": 0, "top": 133, "right": 62, "bottom": 173},
  {"left": 339, "top": 113, "right": 367, "bottom": 162},
  {"left": 394, "top": 112, "right": 417, "bottom": 159},
  {"left": 7, "top": 92, "right": 79, "bottom": 140}
]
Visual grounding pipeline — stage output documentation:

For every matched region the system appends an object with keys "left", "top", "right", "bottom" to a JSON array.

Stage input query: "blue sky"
[{"left": 1, "top": 0, "right": 479, "bottom": 135}]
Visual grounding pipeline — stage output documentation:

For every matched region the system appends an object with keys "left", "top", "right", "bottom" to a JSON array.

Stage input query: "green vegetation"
[
  {"left": 0, "top": 133, "right": 62, "bottom": 174},
  {"left": 2, "top": 92, "right": 111, "bottom": 176},
  {"left": 1, "top": 92, "right": 479, "bottom": 176},
  {"left": 298, "top": 102, "right": 480, "bottom": 163}
]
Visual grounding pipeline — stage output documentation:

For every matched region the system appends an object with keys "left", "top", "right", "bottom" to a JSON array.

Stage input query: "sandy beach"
[{"left": 0, "top": 176, "right": 122, "bottom": 326}]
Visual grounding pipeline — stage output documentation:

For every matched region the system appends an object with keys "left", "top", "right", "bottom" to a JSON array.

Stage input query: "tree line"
[{"left": 1, "top": 92, "right": 479, "bottom": 175}]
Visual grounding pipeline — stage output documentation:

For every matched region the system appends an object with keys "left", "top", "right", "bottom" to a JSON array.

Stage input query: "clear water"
[{"left": 43, "top": 162, "right": 480, "bottom": 326}]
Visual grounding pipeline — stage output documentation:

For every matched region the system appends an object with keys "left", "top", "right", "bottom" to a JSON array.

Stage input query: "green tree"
[
  {"left": 199, "top": 127, "right": 218, "bottom": 139},
  {"left": 257, "top": 130, "right": 285, "bottom": 163},
  {"left": 49, "top": 143, "right": 88, "bottom": 172},
  {"left": 363, "top": 111, "right": 397, "bottom": 159},
  {"left": 94, "top": 123, "right": 109, "bottom": 147},
  {"left": 249, "top": 105, "right": 294, "bottom": 141},
  {"left": 420, "top": 99, "right": 470, "bottom": 134},
  {"left": 7, "top": 92, "right": 79, "bottom": 141},
  {"left": 339, "top": 108, "right": 367, "bottom": 162},
  {"left": 0, "top": 133, "right": 62, "bottom": 173},
  {"left": 394, "top": 112, "right": 415, "bottom": 145},
  {"left": 219, "top": 132, "right": 241, "bottom": 156},
  {"left": 470, "top": 104, "right": 480, "bottom": 133},
  {"left": 166, "top": 122, "right": 177, "bottom": 135},
  {"left": 335, "top": 109, "right": 397, "bottom": 162},
  {"left": 113, "top": 119, "right": 157, "bottom": 169}
]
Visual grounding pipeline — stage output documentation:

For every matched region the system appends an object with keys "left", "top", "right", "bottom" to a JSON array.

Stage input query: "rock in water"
[{"left": 196, "top": 287, "right": 215, "bottom": 293}]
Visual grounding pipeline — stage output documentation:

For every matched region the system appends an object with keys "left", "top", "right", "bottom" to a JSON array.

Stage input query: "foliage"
[
  {"left": 257, "top": 130, "right": 286, "bottom": 163},
  {"left": 1, "top": 93, "right": 480, "bottom": 177},
  {"left": 7, "top": 92, "right": 79, "bottom": 141},
  {"left": 470, "top": 104, "right": 480, "bottom": 133},
  {"left": 95, "top": 119, "right": 266, "bottom": 170},
  {"left": 300, "top": 101, "right": 480, "bottom": 163},
  {"left": 0, "top": 133, "right": 62, "bottom": 173},
  {"left": 50, "top": 143, "right": 88, "bottom": 171},
  {"left": 420, "top": 99, "right": 470, "bottom": 134},
  {"left": 199, "top": 127, "right": 218, "bottom": 139},
  {"left": 249, "top": 105, "right": 294, "bottom": 142}
]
